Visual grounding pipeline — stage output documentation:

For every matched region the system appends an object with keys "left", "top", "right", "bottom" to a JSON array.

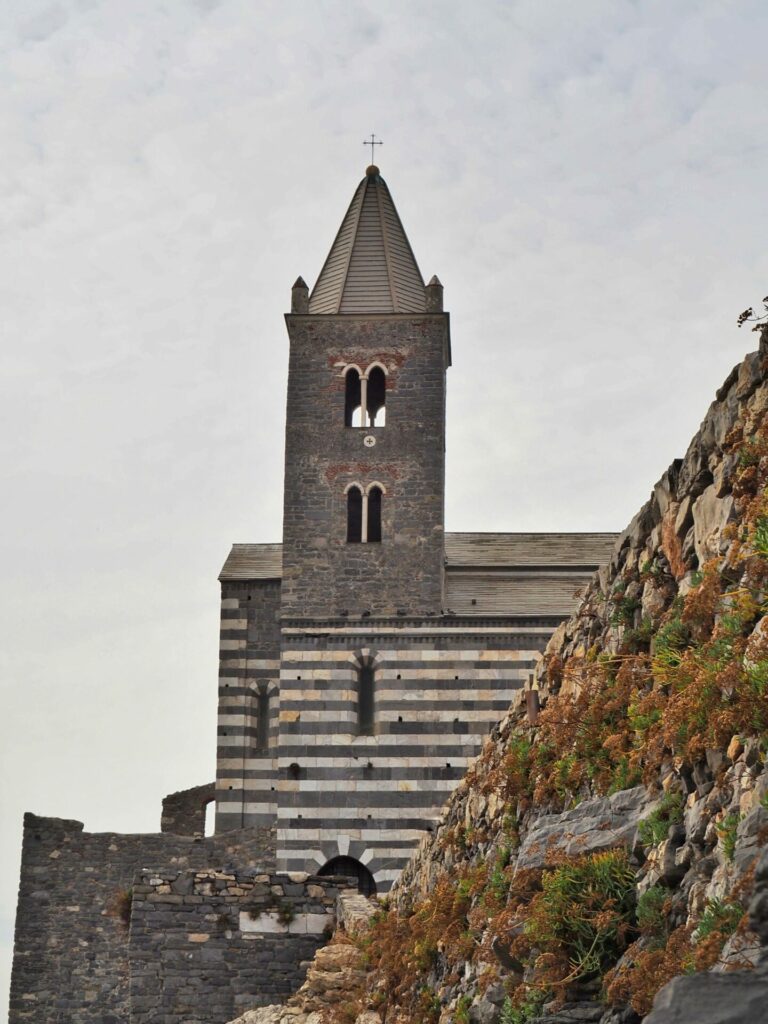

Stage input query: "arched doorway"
[{"left": 318, "top": 856, "right": 377, "bottom": 897}]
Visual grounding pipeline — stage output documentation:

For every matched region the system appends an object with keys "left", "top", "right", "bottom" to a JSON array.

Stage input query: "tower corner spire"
[
  {"left": 425, "top": 275, "right": 444, "bottom": 312},
  {"left": 291, "top": 276, "right": 309, "bottom": 314}
]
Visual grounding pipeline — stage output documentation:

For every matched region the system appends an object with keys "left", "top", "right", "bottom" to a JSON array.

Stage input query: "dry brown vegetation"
[{"left": 338, "top": 400, "right": 768, "bottom": 1022}]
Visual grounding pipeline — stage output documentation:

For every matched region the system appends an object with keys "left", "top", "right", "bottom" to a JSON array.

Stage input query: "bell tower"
[{"left": 281, "top": 165, "right": 451, "bottom": 618}]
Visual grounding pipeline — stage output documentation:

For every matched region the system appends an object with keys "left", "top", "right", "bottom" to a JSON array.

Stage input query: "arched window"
[
  {"left": 347, "top": 486, "right": 363, "bottom": 543},
  {"left": 346, "top": 483, "right": 384, "bottom": 543},
  {"left": 367, "top": 365, "right": 386, "bottom": 426},
  {"left": 367, "top": 486, "right": 382, "bottom": 543},
  {"left": 344, "top": 367, "right": 362, "bottom": 427},
  {"left": 358, "top": 663, "right": 374, "bottom": 735},
  {"left": 343, "top": 363, "right": 387, "bottom": 427},
  {"left": 256, "top": 686, "right": 270, "bottom": 752}
]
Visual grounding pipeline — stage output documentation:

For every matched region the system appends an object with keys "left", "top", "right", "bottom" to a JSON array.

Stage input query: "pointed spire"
[
  {"left": 291, "top": 276, "right": 309, "bottom": 313},
  {"left": 309, "top": 169, "right": 426, "bottom": 314},
  {"left": 425, "top": 275, "right": 444, "bottom": 312}
]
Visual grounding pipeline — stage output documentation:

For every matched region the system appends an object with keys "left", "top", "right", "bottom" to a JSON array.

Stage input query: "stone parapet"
[{"left": 129, "top": 870, "right": 357, "bottom": 1023}]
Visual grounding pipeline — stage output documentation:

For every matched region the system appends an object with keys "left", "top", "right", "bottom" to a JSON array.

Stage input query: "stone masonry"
[
  {"left": 9, "top": 811, "right": 274, "bottom": 1023},
  {"left": 129, "top": 870, "right": 356, "bottom": 1023},
  {"left": 281, "top": 312, "right": 449, "bottom": 618}
]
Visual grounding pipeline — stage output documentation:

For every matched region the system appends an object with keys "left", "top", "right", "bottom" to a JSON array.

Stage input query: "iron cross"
[{"left": 363, "top": 133, "right": 383, "bottom": 162}]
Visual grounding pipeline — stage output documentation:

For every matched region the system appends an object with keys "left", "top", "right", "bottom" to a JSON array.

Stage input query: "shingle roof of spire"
[{"left": 308, "top": 166, "right": 426, "bottom": 314}]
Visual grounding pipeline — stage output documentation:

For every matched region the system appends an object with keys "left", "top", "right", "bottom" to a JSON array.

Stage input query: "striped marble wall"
[
  {"left": 215, "top": 581, "right": 281, "bottom": 832},
  {"left": 274, "top": 624, "right": 552, "bottom": 890},
  {"left": 214, "top": 536, "right": 618, "bottom": 889}
]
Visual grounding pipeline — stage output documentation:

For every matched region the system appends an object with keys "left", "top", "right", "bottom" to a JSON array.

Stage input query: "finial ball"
[{"left": 366, "top": 164, "right": 380, "bottom": 177}]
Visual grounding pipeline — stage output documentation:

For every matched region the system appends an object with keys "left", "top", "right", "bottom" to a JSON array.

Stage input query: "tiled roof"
[
  {"left": 218, "top": 543, "right": 282, "bottom": 581},
  {"left": 308, "top": 167, "right": 426, "bottom": 315},
  {"left": 444, "top": 532, "right": 617, "bottom": 568},
  {"left": 445, "top": 572, "right": 594, "bottom": 617}
]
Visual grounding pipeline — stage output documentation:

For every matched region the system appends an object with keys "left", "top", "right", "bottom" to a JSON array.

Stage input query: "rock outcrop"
[{"left": 231, "top": 330, "right": 768, "bottom": 1023}]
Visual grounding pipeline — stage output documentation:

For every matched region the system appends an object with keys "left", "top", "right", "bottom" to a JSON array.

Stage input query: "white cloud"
[{"left": 2, "top": 0, "right": 768, "bottom": 1007}]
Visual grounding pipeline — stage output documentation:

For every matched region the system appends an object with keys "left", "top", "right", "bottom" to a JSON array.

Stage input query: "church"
[
  {"left": 212, "top": 163, "right": 615, "bottom": 893},
  {"left": 10, "top": 164, "right": 616, "bottom": 1022}
]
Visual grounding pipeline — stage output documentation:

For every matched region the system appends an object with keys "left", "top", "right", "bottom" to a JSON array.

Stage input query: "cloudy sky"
[{"left": 2, "top": 0, "right": 768, "bottom": 1006}]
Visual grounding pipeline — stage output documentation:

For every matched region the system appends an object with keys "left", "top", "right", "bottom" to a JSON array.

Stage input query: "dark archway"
[
  {"left": 347, "top": 486, "right": 363, "bottom": 543},
  {"left": 318, "top": 856, "right": 377, "bottom": 897}
]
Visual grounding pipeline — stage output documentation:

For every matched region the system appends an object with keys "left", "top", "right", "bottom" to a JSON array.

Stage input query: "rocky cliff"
[{"left": 231, "top": 329, "right": 768, "bottom": 1024}]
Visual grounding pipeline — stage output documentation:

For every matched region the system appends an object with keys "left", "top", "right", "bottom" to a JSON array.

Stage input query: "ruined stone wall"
[
  {"left": 9, "top": 813, "right": 274, "bottom": 1023},
  {"left": 161, "top": 782, "right": 216, "bottom": 835},
  {"left": 129, "top": 870, "right": 355, "bottom": 1023},
  {"left": 281, "top": 313, "right": 449, "bottom": 618}
]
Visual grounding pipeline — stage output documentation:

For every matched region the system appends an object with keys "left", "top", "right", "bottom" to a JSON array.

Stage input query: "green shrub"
[
  {"left": 488, "top": 855, "right": 512, "bottom": 904},
  {"left": 753, "top": 515, "right": 768, "bottom": 557},
  {"left": 623, "top": 618, "right": 655, "bottom": 653},
  {"left": 636, "top": 886, "right": 669, "bottom": 942},
  {"left": 696, "top": 899, "right": 744, "bottom": 942},
  {"left": 638, "top": 792, "right": 684, "bottom": 847},
  {"left": 715, "top": 812, "right": 741, "bottom": 861},
  {"left": 455, "top": 993, "right": 473, "bottom": 1023},
  {"left": 500, "top": 991, "right": 547, "bottom": 1024},
  {"left": 653, "top": 618, "right": 690, "bottom": 670},
  {"left": 608, "top": 756, "right": 643, "bottom": 795},
  {"left": 524, "top": 849, "right": 636, "bottom": 981},
  {"left": 611, "top": 594, "right": 641, "bottom": 627}
]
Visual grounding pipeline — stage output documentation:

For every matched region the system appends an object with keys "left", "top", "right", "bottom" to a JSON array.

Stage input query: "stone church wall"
[
  {"left": 129, "top": 869, "right": 355, "bottom": 1023},
  {"left": 275, "top": 622, "right": 549, "bottom": 886},
  {"left": 216, "top": 579, "right": 281, "bottom": 832},
  {"left": 9, "top": 813, "right": 274, "bottom": 1023}
]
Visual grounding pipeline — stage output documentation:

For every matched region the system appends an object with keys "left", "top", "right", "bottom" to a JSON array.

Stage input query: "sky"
[{"left": 2, "top": 0, "right": 768, "bottom": 1010}]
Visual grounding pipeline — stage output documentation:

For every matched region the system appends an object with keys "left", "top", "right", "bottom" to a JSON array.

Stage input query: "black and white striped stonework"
[
  {"left": 215, "top": 579, "right": 281, "bottom": 832},
  {"left": 214, "top": 534, "right": 617, "bottom": 890},
  {"left": 274, "top": 625, "right": 551, "bottom": 890}
]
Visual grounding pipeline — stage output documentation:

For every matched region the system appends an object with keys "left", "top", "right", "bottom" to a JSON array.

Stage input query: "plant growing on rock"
[
  {"left": 109, "top": 887, "right": 133, "bottom": 929},
  {"left": 455, "top": 993, "right": 473, "bottom": 1023},
  {"left": 715, "top": 811, "right": 742, "bottom": 862},
  {"left": 635, "top": 886, "right": 670, "bottom": 942},
  {"left": 637, "top": 791, "right": 684, "bottom": 847},
  {"left": 501, "top": 850, "right": 636, "bottom": 1014},
  {"left": 605, "top": 924, "right": 695, "bottom": 1016},
  {"left": 737, "top": 295, "right": 768, "bottom": 331},
  {"left": 695, "top": 898, "right": 744, "bottom": 946}
]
